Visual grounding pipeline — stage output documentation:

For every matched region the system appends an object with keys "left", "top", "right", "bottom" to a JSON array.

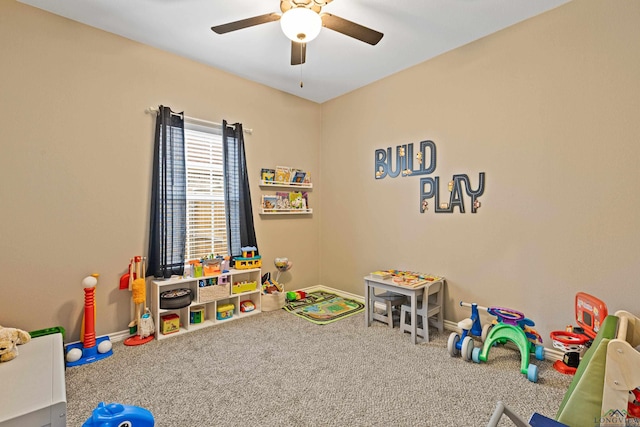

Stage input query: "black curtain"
[
  {"left": 222, "top": 120, "right": 257, "bottom": 257},
  {"left": 147, "top": 106, "right": 186, "bottom": 278}
]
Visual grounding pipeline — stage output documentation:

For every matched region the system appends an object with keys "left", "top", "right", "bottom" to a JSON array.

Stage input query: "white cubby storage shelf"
[{"left": 151, "top": 268, "right": 261, "bottom": 340}]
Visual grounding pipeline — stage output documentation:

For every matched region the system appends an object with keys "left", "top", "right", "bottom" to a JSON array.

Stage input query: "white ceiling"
[{"left": 18, "top": 0, "right": 570, "bottom": 104}]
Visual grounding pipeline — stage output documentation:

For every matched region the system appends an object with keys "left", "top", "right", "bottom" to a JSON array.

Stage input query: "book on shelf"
[
  {"left": 289, "top": 191, "right": 305, "bottom": 209},
  {"left": 275, "top": 166, "right": 291, "bottom": 183},
  {"left": 276, "top": 192, "right": 291, "bottom": 209},
  {"left": 291, "top": 170, "right": 306, "bottom": 184},
  {"left": 261, "top": 168, "right": 275, "bottom": 182},
  {"left": 262, "top": 195, "right": 277, "bottom": 211}
]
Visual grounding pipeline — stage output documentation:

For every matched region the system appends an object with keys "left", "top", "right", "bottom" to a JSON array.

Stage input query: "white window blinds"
[{"left": 184, "top": 123, "right": 228, "bottom": 261}]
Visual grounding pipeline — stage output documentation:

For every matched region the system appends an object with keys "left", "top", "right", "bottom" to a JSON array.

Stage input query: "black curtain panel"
[
  {"left": 147, "top": 106, "right": 186, "bottom": 278},
  {"left": 222, "top": 120, "right": 257, "bottom": 257}
]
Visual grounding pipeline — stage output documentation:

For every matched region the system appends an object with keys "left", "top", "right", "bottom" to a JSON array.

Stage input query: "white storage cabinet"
[{"left": 152, "top": 268, "right": 262, "bottom": 340}]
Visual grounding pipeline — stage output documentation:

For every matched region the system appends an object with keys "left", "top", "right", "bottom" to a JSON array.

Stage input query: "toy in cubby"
[
  {"left": 160, "top": 313, "right": 180, "bottom": 335},
  {"left": 232, "top": 280, "right": 258, "bottom": 294},
  {"left": 190, "top": 306, "right": 204, "bottom": 324},
  {"left": 216, "top": 303, "right": 234, "bottom": 320},
  {"left": 240, "top": 300, "right": 256, "bottom": 313}
]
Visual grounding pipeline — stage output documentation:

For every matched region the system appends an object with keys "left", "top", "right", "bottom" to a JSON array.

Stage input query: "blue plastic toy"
[
  {"left": 448, "top": 302, "right": 493, "bottom": 361},
  {"left": 82, "top": 402, "right": 154, "bottom": 427}
]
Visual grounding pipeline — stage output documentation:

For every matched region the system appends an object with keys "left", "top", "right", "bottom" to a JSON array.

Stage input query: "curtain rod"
[{"left": 145, "top": 107, "right": 253, "bottom": 135}]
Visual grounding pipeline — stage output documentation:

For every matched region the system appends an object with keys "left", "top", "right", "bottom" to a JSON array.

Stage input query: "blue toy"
[
  {"left": 82, "top": 402, "right": 154, "bottom": 426},
  {"left": 448, "top": 302, "right": 493, "bottom": 360}
]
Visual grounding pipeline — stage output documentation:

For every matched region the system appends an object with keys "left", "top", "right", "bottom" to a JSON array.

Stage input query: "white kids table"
[{"left": 364, "top": 274, "right": 444, "bottom": 344}]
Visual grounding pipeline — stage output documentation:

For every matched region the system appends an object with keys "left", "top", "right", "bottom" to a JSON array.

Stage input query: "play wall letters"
[{"left": 374, "top": 140, "right": 485, "bottom": 214}]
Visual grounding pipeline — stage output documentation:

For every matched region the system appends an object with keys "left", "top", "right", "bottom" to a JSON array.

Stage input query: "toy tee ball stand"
[
  {"left": 66, "top": 274, "right": 114, "bottom": 367},
  {"left": 82, "top": 402, "right": 154, "bottom": 427}
]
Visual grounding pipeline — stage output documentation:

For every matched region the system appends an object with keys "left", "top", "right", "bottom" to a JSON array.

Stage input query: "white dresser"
[{"left": 0, "top": 333, "right": 66, "bottom": 427}]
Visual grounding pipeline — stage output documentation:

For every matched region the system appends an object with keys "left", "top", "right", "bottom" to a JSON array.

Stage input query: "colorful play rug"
[{"left": 283, "top": 291, "right": 364, "bottom": 325}]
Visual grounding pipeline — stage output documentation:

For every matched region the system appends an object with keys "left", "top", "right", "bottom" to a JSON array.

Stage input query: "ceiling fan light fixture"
[{"left": 280, "top": 7, "right": 322, "bottom": 42}]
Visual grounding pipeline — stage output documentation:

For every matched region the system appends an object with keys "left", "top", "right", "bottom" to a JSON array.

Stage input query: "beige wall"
[
  {"left": 0, "top": 1, "right": 321, "bottom": 341},
  {"left": 2, "top": 0, "right": 639, "bottom": 345},
  {"left": 319, "top": 0, "right": 640, "bottom": 337}
]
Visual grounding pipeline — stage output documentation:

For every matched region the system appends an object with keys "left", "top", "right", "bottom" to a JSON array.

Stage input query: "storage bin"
[
  {"left": 262, "top": 292, "right": 285, "bottom": 311},
  {"left": 198, "top": 283, "right": 229, "bottom": 303},
  {"left": 160, "top": 288, "right": 192, "bottom": 309},
  {"left": 216, "top": 303, "right": 234, "bottom": 320},
  {"left": 160, "top": 314, "right": 180, "bottom": 335}
]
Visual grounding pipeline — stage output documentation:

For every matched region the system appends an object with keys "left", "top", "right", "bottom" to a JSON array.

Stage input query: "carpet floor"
[{"left": 65, "top": 308, "right": 572, "bottom": 426}]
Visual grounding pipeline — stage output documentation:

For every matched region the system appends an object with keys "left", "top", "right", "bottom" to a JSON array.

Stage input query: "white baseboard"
[{"left": 109, "top": 329, "right": 132, "bottom": 343}]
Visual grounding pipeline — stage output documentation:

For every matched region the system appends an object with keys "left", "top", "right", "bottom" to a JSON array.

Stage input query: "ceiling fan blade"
[
  {"left": 321, "top": 13, "right": 383, "bottom": 45},
  {"left": 291, "top": 41, "right": 306, "bottom": 65},
  {"left": 211, "top": 13, "right": 281, "bottom": 34}
]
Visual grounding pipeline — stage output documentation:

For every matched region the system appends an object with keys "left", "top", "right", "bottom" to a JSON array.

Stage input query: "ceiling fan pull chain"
[{"left": 299, "top": 43, "right": 304, "bottom": 88}]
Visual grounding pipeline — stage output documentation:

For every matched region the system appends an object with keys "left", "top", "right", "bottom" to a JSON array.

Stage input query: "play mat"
[{"left": 283, "top": 291, "right": 365, "bottom": 325}]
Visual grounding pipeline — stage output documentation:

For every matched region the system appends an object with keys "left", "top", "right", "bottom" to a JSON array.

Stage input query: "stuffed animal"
[{"left": 0, "top": 325, "right": 31, "bottom": 363}]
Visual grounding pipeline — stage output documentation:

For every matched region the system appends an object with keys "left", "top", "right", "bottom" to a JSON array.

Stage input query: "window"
[{"left": 184, "top": 121, "right": 228, "bottom": 261}]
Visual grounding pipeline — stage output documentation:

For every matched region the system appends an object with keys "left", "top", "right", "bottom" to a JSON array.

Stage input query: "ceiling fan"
[{"left": 211, "top": 0, "right": 384, "bottom": 66}]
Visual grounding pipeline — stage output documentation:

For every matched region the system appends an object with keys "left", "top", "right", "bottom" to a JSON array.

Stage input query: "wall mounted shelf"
[
  {"left": 259, "top": 208, "right": 313, "bottom": 215},
  {"left": 259, "top": 180, "right": 313, "bottom": 189}
]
